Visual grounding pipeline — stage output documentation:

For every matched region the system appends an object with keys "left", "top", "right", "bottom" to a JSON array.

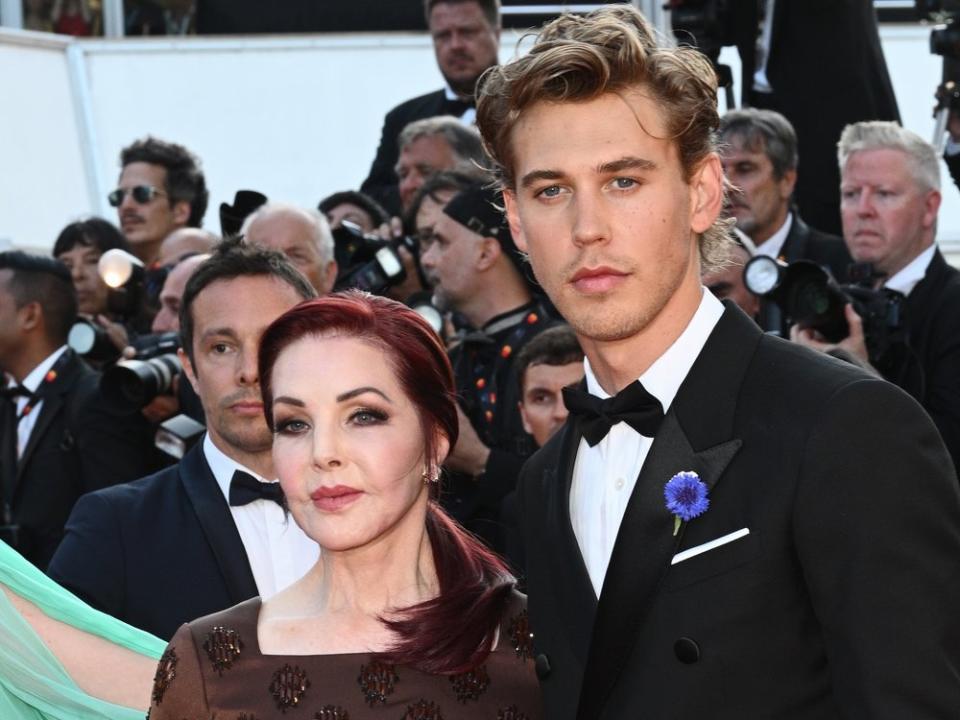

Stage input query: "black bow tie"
[
  {"left": 0, "top": 384, "right": 30, "bottom": 402},
  {"left": 229, "top": 470, "right": 285, "bottom": 508},
  {"left": 562, "top": 380, "right": 665, "bottom": 447},
  {"left": 441, "top": 97, "right": 474, "bottom": 117}
]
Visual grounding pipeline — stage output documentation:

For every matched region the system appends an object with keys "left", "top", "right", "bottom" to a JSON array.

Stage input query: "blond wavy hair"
[{"left": 475, "top": 5, "right": 733, "bottom": 271}]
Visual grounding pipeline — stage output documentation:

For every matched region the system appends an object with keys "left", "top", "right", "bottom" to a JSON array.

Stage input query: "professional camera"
[
  {"left": 743, "top": 257, "right": 907, "bottom": 360},
  {"left": 668, "top": 0, "right": 735, "bottom": 107},
  {"left": 332, "top": 220, "right": 414, "bottom": 295},
  {"left": 917, "top": 1, "right": 960, "bottom": 144},
  {"left": 99, "top": 331, "right": 181, "bottom": 411}
]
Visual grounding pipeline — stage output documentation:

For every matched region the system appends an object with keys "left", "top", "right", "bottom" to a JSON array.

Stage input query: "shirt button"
[{"left": 615, "top": 477, "right": 625, "bottom": 490}]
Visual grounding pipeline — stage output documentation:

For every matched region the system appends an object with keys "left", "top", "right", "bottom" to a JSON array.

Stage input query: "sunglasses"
[{"left": 107, "top": 185, "right": 166, "bottom": 207}]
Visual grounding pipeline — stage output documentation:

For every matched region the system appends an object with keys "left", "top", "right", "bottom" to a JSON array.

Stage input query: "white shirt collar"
[
  {"left": 442, "top": 84, "right": 476, "bottom": 124},
  {"left": 583, "top": 289, "right": 725, "bottom": 416},
  {"left": 18, "top": 345, "right": 68, "bottom": 392},
  {"left": 203, "top": 433, "right": 276, "bottom": 501},
  {"left": 883, "top": 244, "right": 936, "bottom": 297},
  {"left": 754, "top": 212, "right": 793, "bottom": 261}
]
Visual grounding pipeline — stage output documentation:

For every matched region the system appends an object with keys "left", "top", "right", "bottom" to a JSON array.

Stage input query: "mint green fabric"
[{"left": 0, "top": 540, "right": 164, "bottom": 719}]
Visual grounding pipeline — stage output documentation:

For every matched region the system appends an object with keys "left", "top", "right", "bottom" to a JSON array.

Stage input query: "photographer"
[
  {"left": 719, "top": 109, "right": 850, "bottom": 281},
  {"left": 241, "top": 203, "right": 337, "bottom": 295},
  {"left": 793, "top": 121, "right": 960, "bottom": 473},
  {"left": 53, "top": 218, "right": 142, "bottom": 356},
  {"left": 420, "top": 183, "right": 555, "bottom": 551}
]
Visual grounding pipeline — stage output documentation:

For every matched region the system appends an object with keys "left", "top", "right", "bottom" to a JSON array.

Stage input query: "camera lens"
[{"left": 101, "top": 353, "right": 181, "bottom": 411}]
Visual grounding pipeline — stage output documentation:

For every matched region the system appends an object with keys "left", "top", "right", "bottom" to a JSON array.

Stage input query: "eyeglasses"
[{"left": 107, "top": 185, "right": 166, "bottom": 207}]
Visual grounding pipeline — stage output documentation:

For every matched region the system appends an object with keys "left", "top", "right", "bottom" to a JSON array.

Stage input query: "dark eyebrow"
[
  {"left": 200, "top": 327, "right": 239, "bottom": 343},
  {"left": 273, "top": 396, "right": 305, "bottom": 408},
  {"left": 519, "top": 156, "right": 658, "bottom": 190},
  {"left": 336, "top": 386, "right": 392, "bottom": 403},
  {"left": 519, "top": 169, "right": 564, "bottom": 190},
  {"left": 596, "top": 156, "right": 658, "bottom": 174}
]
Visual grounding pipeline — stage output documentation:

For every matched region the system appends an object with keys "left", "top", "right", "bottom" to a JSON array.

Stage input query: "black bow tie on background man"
[
  {"left": 562, "top": 380, "right": 665, "bottom": 447},
  {"left": 229, "top": 470, "right": 285, "bottom": 508},
  {"left": 441, "top": 96, "right": 475, "bottom": 117}
]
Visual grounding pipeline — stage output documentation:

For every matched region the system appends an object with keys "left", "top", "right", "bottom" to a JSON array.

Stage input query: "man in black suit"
[
  {"left": 49, "top": 240, "right": 319, "bottom": 640},
  {"left": 0, "top": 252, "right": 159, "bottom": 569},
  {"left": 794, "top": 120, "right": 960, "bottom": 475},
  {"left": 720, "top": 108, "right": 851, "bottom": 280},
  {"left": 721, "top": 0, "right": 900, "bottom": 236},
  {"left": 476, "top": 6, "right": 960, "bottom": 718},
  {"left": 360, "top": 0, "right": 500, "bottom": 215}
]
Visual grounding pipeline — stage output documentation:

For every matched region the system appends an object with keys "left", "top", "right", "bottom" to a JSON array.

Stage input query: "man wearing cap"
[{"left": 420, "top": 183, "right": 554, "bottom": 551}]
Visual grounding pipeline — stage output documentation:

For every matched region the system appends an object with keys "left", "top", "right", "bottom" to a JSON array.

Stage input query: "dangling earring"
[{"left": 421, "top": 465, "right": 439, "bottom": 484}]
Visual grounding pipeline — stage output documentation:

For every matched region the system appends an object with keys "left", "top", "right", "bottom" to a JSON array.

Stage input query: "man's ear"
[
  {"left": 502, "top": 190, "right": 528, "bottom": 253},
  {"left": 778, "top": 168, "right": 798, "bottom": 199},
  {"left": 18, "top": 301, "right": 42, "bottom": 334},
  {"left": 177, "top": 347, "right": 200, "bottom": 395},
  {"left": 518, "top": 401, "right": 534, "bottom": 436},
  {"left": 922, "top": 189, "right": 942, "bottom": 230},
  {"left": 171, "top": 200, "right": 191, "bottom": 227},
  {"left": 323, "top": 260, "right": 338, "bottom": 294},
  {"left": 476, "top": 236, "right": 502, "bottom": 271},
  {"left": 689, "top": 153, "right": 725, "bottom": 235}
]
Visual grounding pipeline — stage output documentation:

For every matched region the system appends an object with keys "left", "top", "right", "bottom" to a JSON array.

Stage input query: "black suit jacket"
[
  {"left": 360, "top": 88, "right": 450, "bottom": 216},
  {"left": 1, "top": 349, "right": 161, "bottom": 569},
  {"left": 727, "top": 0, "right": 899, "bottom": 235},
  {"left": 519, "top": 304, "right": 960, "bottom": 719},
  {"left": 877, "top": 248, "right": 960, "bottom": 473},
  {"left": 47, "top": 441, "right": 258, "bottom": 640},
  {"left": 779, "top": 213, "right": 852, "bottom": 281}
]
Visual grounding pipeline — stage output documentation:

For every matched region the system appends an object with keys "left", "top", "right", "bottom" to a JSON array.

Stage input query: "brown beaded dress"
[{"left": 147, "top": 591, "right": 541, "bottom": 720}]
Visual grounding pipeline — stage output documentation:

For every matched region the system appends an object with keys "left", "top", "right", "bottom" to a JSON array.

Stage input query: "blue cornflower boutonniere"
[{"left": 664, "top": 471, "right": 709, "bottom": 536}]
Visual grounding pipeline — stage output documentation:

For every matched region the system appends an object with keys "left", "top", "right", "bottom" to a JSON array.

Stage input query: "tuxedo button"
[
  {"left": 535, "top": 653, "right": 551, "bottom": 679},
  {"left": 674, "top": 637, "right": 700, "bottom": 664}
]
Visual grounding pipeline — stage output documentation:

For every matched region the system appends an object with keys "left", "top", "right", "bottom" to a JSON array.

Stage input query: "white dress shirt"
[
  {"left": 11, "top": 345, "right": 67, "bottom": 458},
  {"left": 569, "top": 291, "right": 724, "bottom": 597},
  {"left": 203, "top": 434, "right": 319, "bottom": 598},
  {"left": 883, "top": 244, "right": 936, "bottom": 298},
  {"left": 755, "top": 212, "right": 793, "bottom": 261}
]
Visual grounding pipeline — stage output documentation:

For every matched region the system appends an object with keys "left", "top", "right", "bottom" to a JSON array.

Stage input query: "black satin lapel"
[
  {"left": 16, "top": 353, "right": 84, "bottom": 484},
  {"left": 179, "top": 445, "right": 258, "bottom": 602},
  {"left": 546, "top": 422, "right": 598, "bottom": 660},
  {"left": 575, "top": 414, "right": 741, "bottom": 720},
  {"left": 16, "top": 394, "right": 65, "bottom": 484}
]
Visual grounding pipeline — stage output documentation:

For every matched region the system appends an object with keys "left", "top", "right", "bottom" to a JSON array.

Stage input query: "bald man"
[{"left": 241, "top": 204, "right": 337, "bottom": 293}]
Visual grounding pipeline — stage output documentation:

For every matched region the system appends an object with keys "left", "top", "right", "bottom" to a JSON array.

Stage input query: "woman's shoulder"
[
  {"left": 495, "top": 588, "right": 534, "bottom": 661},
  {"left": 176, "top": 596, "right": 263, "bottom": 653}
]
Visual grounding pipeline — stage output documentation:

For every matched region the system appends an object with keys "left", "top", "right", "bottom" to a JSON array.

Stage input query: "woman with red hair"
[{"left": 148, "top": 291, "right": 541, "bottom": 719}]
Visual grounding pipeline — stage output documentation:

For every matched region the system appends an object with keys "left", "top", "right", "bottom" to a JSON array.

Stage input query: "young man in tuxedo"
[
  {"left": 49, "top": 240, "right": 319, "bottom": 640},
  {"left": 476, "top": 6, "right": 960, "bottom": 719}
]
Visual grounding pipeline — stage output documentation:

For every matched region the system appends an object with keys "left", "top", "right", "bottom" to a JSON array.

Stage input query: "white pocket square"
[{"left": 671, "top": 528, "right": 750, "bottom": 565}]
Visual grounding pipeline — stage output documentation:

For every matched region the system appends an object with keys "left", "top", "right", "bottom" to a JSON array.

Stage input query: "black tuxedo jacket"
[
  {"left": 1, "top": 349, "right": 161, "bottom": 569},
  {"left": 47, "top": 441, "right": 258, "bottom": 640},
  {"left": 779, "top": 214, "right": 851, "bottom": 281},
  {"left": 519, "top": 304, "right": 960, "bottom": 719},
  {"left": 945, "top": 151, "right": 960, "bottom": 196},
  {"left": 360, "top": 88, "right": 450, "bottom": 216},
  {"left": 878, "top": 248, "right": 960, "bottom": 473},
  {"left": 726, "top": 0, "right": 899, "bottom": 235}
]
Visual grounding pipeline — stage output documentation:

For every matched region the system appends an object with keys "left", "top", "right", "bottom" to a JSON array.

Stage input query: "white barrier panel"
[{"left": 1, "top": 24, "right": 958, "bottom": 254}]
